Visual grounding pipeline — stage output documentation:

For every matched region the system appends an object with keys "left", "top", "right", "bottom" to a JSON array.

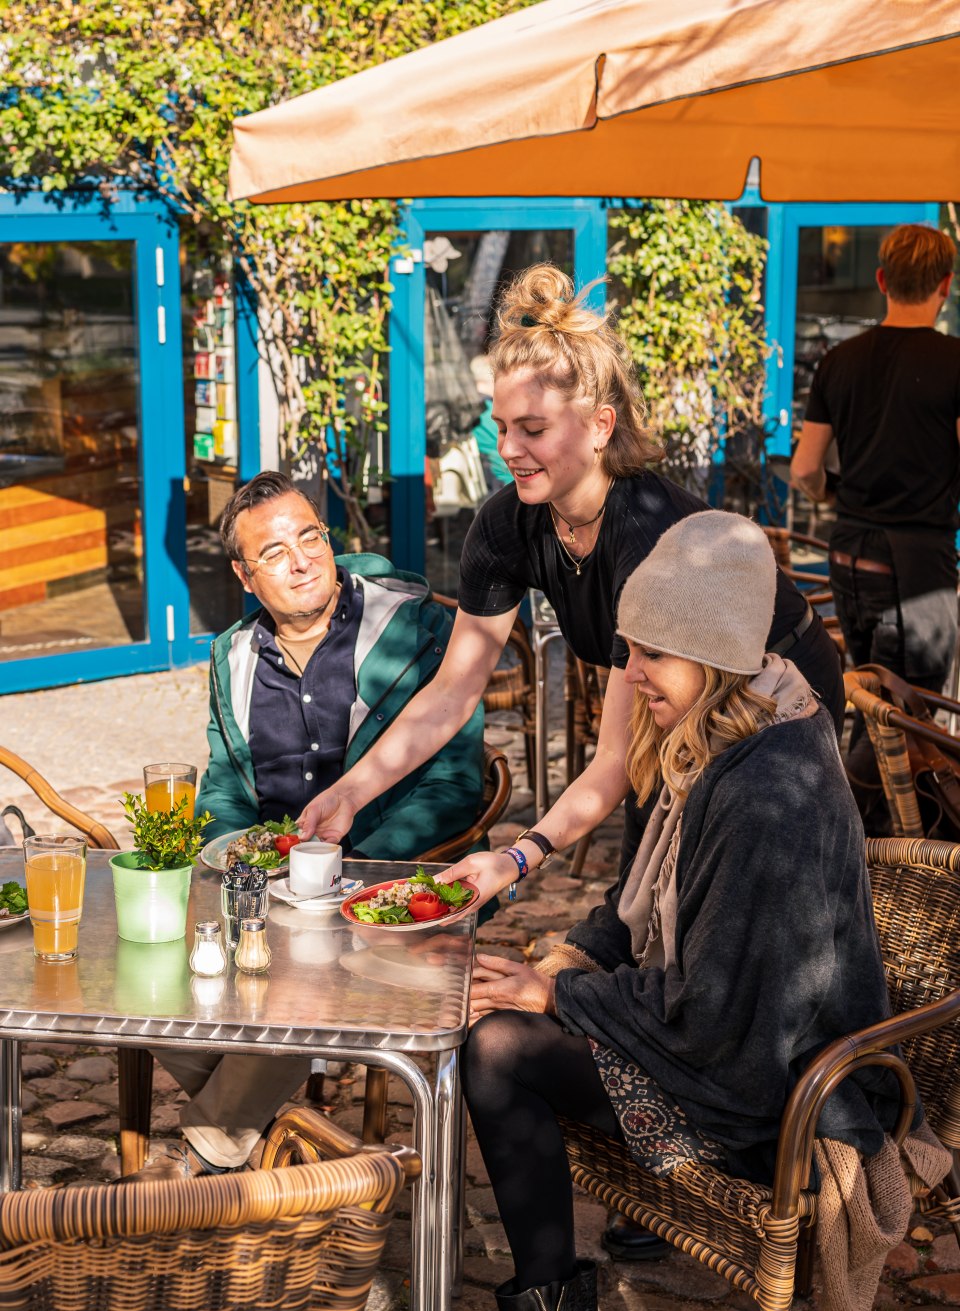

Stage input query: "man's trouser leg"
[{"left": 154, "top": 1050, "right": 312, "bottom": 1169}]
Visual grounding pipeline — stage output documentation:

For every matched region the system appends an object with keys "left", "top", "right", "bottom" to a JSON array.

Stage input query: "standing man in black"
[{"left": 791, "top": 223, "right": 960, "bottom": 807}]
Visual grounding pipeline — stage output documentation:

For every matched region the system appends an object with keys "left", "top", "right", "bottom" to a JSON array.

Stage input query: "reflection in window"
[
  {"left": 0, "top": 241, "right": 144, "bottom": 661},
  {"left": 420, "top": 229, "right": 574, "bottom": 595}
]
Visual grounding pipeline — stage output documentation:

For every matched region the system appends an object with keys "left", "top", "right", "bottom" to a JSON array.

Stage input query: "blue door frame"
[
  {"left": 388, "top": 197, "right": 607, "bottom": 574},
  {"left": 0, "top": 189, "right": 261, "bottom": 692},
  {"left": 762, "top": 201, "right": 939, "bottom": 458}
]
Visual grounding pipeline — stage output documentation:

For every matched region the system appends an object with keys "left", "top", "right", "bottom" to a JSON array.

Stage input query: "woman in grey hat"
[{"left": 461, "top": 511, "right": 894, "bottom": 1311}]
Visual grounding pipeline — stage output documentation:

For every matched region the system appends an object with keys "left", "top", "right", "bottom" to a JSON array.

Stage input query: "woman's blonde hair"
[
  {"left": 491, "top": 263, "right": 662, "bottom": 475},
  {"left": 626, "top": 665, "right": 777, "bottom": 806}
]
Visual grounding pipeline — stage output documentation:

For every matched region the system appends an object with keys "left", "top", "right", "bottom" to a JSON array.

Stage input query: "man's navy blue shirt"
[{"left": 248, "top": 568, "right": 364, "bottom": 828}]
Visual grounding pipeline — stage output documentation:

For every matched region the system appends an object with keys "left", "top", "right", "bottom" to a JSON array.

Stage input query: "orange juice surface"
[
  {"left": 144, "top": 779, "right": 196, "bottom": 821},
  {"left": 25, "top": 852, "right": 86, "bottom": 957}
]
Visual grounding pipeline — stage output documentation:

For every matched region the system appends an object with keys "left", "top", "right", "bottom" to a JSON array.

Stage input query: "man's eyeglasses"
[{"left": 245, "top": 527, "right": 330, "bottom": 576}]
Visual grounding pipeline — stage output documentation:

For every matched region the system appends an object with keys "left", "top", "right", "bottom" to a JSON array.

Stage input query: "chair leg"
[
  {"left": 117, "top": 1047, "right": 154, "bottom": 1175},
  {"left": 569, "top": 831, "right": 593, "bottom": 878},
  {"left": 362, "top": 1067, "right": 389, "bottom": 1144},
  {"left": 795, "top": 1222, "right": 816, "bottom": 1298}
]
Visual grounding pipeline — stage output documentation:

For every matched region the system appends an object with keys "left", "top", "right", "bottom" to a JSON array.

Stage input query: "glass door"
[
  {"left": 0, "top": 196, "right": 184, "bottom": 692},
  {"left": 767, "top": 203, "right": 939, "bottom": 462},
  {"left": 387, "top": 198, "right": 607, "bottom": 586}
]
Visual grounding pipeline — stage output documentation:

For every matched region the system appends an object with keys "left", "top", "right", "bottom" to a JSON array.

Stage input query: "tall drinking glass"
[
  {"left": 23, "top": 835, "right": 87, "bottom": 962},
  {"left": 143, "top": 762, "right": 197, "bottom": 820}
]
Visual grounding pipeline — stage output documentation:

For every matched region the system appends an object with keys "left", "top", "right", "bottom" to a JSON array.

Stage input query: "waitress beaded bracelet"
[{"left": 502, "top": 846, "right": 529, "bottom": 901}]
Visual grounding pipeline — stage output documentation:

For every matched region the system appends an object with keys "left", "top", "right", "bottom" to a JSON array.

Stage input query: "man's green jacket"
[{"left": 196, "top": 553, "right": 484, "bottom": 861}]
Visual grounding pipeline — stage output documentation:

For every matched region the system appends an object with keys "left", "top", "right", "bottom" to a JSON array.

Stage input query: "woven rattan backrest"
[
  {"left": 867, "top": 836, "right": 960, "bottom": 1146},
  {"left": 844, "top": 672, "right": 924, "bottom": 837}
]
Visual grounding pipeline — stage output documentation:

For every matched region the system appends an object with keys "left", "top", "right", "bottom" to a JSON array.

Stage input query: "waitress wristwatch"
[{"left": 502, "top": 829, "right": 555, "bottom": 901}]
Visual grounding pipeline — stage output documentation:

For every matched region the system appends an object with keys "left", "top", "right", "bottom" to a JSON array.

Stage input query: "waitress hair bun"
[{"left": 497, "top": 264, "right": 604, "bottom": 338}]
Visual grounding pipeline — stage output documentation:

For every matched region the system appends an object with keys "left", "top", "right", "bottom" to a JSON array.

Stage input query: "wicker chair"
[
  {"left": 761, "top": 526, "right": 845, "bottom": 656},
  {"left": 843, "top": 668, "right": 960, "bottom": 839},
  {"left": 563, "top": 655, "right": 609, "bottom": 877},
  {"left": 559, "top": 835, "right": 960, "bottom": 1311},
  {"left": 415, "top": 743, "right": 512, "bottom": 863},
  {"left": 0, "top": 1106, "right": 418, "bottom": 1311},
  {"left": 433, "top": 593, "right": 536, "bottom": 791},
  {"left": 0, "top": 745, "right": 119, "bottom": 850}
]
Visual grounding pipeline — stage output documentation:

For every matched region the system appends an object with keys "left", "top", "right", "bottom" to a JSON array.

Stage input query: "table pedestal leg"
[
  {"left": 0, "top": 1039, "right": 21, "bottom": 1192},
  {"left": 434, "top": 1047, "right": 462, "bottom": 1311}
]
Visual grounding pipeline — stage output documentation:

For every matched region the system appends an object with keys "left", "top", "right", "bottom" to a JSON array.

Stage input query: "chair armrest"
[
  {"left": 770, "top": 988, "right": 960, "bottom": 1220},
  {"left": 262, "top": 1105, "right": 421, "bottom": 1185}
]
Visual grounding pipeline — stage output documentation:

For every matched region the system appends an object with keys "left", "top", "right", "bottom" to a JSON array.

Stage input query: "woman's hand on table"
[
  {"left": 439, "top": 851, "right": 523, "bottom": 909},
  {"left": 469, "top": 953, "right": 555, "bottom": 1026},
  {"left": 297, "top": 784, "right": 357, "bottom": 842}
]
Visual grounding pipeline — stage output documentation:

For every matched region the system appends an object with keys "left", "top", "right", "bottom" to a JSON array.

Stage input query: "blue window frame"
[
  {"left": 0, "top": 189, "right": 261, "bottom": 692},
  {"left": 388, "top": 196, "right": 607, "bottom": 574}
]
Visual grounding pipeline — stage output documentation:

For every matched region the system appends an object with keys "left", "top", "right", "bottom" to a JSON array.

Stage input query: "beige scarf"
[{"left": 618, "top": 654, "right": 817, "bottom": 966}]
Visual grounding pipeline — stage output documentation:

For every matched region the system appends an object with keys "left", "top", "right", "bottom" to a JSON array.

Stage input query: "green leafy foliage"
[
  {"left": 0, "top": 0, "right": 536, "bottom": 547},
  {"left": 122, "top": 792, "right": 214, "bottom": 871},
  {"left": 608, "top": 201, "right": 773, "bottom": 508}
]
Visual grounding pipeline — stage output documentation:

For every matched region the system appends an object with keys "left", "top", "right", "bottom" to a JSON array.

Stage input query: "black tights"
[{"left": 461, "top": 1011, "right": 623, "bottom": 1288}]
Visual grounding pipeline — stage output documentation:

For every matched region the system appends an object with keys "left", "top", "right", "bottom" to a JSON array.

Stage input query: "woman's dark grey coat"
[{"left": 555, "top": 707, "right": 899, "bottom": 1182}]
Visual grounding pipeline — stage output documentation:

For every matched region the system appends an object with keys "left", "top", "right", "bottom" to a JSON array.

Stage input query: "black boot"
[
  {"left": 601, "top": 1212, "right": 671, "bottom": 1261},
  {"left": 494, "top": 1258, "right": 597, "bottom": 1310}
]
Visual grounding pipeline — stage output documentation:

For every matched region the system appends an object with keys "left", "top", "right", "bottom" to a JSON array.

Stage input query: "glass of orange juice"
[
  {"left": 143, "top": 762, "right": 197, "bottom": 821},
  {"left": 23, "top": 835, "right": 87, "bottom": 962}
]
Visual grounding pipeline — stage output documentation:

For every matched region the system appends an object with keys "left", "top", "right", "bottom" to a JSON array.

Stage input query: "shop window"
[{"left": 0, "top": 240, "right": 145, "bottom": 661}]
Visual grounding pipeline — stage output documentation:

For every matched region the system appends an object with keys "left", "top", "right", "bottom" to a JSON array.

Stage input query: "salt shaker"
[
  {"left": 235, "top": 918, "right": 272, "bottom": 974},
  {"left": 189, "top": 921, "right": 227, "bottom": 977}
]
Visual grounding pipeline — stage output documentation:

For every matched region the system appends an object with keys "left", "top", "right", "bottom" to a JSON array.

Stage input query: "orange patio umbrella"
[{"left": 228, "top": 0, "right": 960, "bottom": 206}]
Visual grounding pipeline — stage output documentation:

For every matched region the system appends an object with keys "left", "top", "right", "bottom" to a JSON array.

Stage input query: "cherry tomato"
[
  {"left": 275, "top": 834, "right": 301, "bottom": 857},
  {"left": 407, "top": 891, "right": 446, "bottom": 922}
]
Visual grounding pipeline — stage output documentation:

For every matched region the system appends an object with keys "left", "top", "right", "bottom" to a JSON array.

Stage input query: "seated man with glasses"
[
  {"left": 196, "top": 470, "right": 484, "bottom": 853},
  {"left": 130, "top": 471, "right": 485, "bottom": 1181}
]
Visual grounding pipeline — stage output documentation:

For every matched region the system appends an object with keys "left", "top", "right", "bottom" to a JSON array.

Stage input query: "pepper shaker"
[{"left": 235, "top": 918, "right": 272, "bottom": 974}]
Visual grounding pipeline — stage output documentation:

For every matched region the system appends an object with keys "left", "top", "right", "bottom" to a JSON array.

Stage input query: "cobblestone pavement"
[{"left": 2, "top": 665, "right": 958, "bottom": 1308}]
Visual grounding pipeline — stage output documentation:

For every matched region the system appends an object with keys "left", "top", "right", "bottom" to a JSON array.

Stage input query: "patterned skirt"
[{"left": 590, "top": 1039, "right": 726, "bottom": 1176}]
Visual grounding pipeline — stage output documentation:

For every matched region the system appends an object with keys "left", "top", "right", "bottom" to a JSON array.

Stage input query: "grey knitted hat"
[{"left": 616, "top": 511, "right": 777, "bottom": 675}]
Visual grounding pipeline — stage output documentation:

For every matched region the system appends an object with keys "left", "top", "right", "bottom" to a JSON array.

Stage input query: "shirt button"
[
  {"left": 376, "top": 713, "right": 385, "bottom": 721},
  {"left": 302, "top": 694, "right": 312, "bottom": 703},
  {"left": 305, "top": 772, "right": 314, "bottom": 781},
  {"left": 434, "top": 646, "right": 442, "bottom": 654},
  {"left": 311, "top": 742, "right": 320, "bottom": 751},
  {"left": 277, "top": 656, "right": 284, "bottom": 665}
]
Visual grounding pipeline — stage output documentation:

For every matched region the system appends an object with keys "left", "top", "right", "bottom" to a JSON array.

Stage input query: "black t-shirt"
[
  {"left": 805, "top": 325, "right": 960, "bottom": 532},
  {"left": 458, "top": 473, "right": 808, "bottom": 669}
]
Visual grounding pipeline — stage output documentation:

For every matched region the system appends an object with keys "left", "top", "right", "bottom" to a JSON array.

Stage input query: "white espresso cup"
[{"left": 289, "top": 841, "right": 343, "bottom": 897}]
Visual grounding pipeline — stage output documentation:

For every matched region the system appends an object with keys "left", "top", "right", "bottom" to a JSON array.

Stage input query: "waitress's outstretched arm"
[
  {"left": 442, "top": 666, "right": 633, "bottom": 906},
  {"left": 297, "top": 606, "right": 518, "bottom": 840}
]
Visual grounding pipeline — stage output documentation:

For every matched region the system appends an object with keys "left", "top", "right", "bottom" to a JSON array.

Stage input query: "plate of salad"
[
  {"left": 0, "top": 881, "right": 28, "bottom": 929},
  {"left": 340, "top": 868, "right": 479, "bottom": 931},
  {"left": 199, "top": 816, "right": 301, "bottom": 875}
]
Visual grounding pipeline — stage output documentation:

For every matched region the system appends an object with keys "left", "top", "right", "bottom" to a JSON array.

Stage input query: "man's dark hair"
[
  {"left": 879, "top": 224, "right": 956, "bottom": 304},
  {"left": 219, "top": 471, "right": 322, "bottom": 565}
]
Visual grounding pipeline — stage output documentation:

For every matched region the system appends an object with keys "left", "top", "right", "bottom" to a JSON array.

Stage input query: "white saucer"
[{"left": 270, "top": 877, "right": 362, "bottom": 913}]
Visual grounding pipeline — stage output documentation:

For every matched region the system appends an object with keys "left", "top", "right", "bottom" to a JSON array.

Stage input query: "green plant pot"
[{"left": 110, "top": 852, "right": 193, "bottom": 943}]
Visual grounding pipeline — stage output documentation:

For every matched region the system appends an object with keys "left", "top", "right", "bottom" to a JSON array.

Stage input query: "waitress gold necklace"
[
  {"left": 550, "top": 506, "right": 597, "bottom": 577},
  {"left": 549, "top": 486, "right": 612, "bottom": 546}
]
